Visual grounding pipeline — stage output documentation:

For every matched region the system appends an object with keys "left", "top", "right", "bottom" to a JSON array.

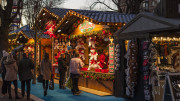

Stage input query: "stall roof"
[
  {"left": 115, "top": 12, "right": 180, "bottom": 39},
  {"left": 9, "top": 25, "right": 30, "bottom": 34},
  {"left": 17, "top": 30, "right": 50, "bottom": 39},
  {"left": 46, "top": 8, "right": 136, "bottom": 23}
]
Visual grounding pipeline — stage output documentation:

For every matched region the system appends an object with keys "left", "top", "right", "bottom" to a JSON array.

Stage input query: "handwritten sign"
[
  {"left": 109, "top": 43, "right": 114, "bottom": 73},
  {"left": 79, "top": 21, "right": 95, "bottom": 32},
  {"left": 163, "top": 73, "right": 180, "bottom": 101}
]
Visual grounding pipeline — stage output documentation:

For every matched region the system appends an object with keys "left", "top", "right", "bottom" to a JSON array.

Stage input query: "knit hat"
[
  {"left": 67, "top": 46, "right": 72, "bottom": 50},
  {"left": 2, "top": 50, "right": 9, "bottom": 57}
]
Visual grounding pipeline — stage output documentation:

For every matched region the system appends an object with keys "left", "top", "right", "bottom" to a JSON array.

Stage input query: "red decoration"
[{"left": 44, "top": 20, "right": 56, "bottom": 38}]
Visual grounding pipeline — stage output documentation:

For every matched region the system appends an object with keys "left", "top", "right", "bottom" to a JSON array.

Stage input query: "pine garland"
[{"left": 80, "top": 71, "right": 114, "bottom": 81}]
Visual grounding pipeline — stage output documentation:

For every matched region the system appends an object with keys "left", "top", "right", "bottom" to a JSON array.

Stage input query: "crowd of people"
[
  {"left": 0, "top": 48, "right": 85, "bottom": 100},
  {"left": 1, "top": 50, "right": 34, "bottom": 100},
  {"left": 0, "top": 46, "right": 111, "bottom": 100}
]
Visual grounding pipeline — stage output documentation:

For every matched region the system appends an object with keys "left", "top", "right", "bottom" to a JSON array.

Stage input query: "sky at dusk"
[{"left": 62, "top": 0, "right": 86, "bottom": 9}]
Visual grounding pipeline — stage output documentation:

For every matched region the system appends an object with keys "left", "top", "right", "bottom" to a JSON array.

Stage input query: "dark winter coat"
[
  {"left": 58, "top": 58, "right": 67, "bottom": 72},
  {"left": 65, "top": 52, "right": 71, "bottom": 66},
  {"left": 18, "top": 57, "right": 34, "bottom": 81}
]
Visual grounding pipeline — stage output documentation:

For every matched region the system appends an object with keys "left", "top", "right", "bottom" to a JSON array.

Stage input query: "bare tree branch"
[{"left": 92, "top": 1, "right": 119, "bottom": 12}]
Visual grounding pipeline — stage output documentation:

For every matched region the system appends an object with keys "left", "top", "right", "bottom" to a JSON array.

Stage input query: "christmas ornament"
[{"left": 44, "top": 20, "right": 56, "bottom": 38}]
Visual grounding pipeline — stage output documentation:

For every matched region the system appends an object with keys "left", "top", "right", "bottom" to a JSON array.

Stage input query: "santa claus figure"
[
  {"left": 88, "top": 37, "right": 96, "bottom": 48},
  {"left": 88, "top": 48, "right": 101, "bottom": 70},
  {"left": 76, "top": 38, "right": 86, "bottom": 60}
]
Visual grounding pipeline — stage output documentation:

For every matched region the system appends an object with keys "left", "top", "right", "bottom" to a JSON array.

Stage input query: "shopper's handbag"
[
  {"left": 37, "top": 75, "right": 43, "bottom": 83},
  {"left": 49, "top": 75, "right": 54, "bottom": 90}
]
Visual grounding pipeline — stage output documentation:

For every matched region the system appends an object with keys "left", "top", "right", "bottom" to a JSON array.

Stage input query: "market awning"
[{"left": 114, "top": 12, "right": 180, "bottom": 39}]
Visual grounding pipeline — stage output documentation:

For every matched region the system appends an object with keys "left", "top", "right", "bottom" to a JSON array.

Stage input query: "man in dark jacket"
[
  {"left": 58, "top": 53, "right": 67, "bottom": 89},
  {"left": 18, "top": 53, "right": 34, "bottom": 100},
  {"left": 1, "top": 50, "right": 9, "bottom": 97}
]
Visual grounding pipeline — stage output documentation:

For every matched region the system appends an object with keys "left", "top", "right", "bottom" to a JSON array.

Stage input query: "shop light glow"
[
  {"left": 58, "top": 30, "right": 61, "bottom": 32},
  {"left": 43, "top": 13, "right": 46, "bottom": 15}
]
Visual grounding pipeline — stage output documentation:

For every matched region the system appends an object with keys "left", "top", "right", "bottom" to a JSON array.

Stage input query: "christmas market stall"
[
  {"left": 114, "top": 11, "right": 180, "bottom": 101},
  {"left": 8, "top": 25, "right": 51, "bottom": 62},
  {"left": 37, "top": 8, "right": 136, "bottom": 95}
]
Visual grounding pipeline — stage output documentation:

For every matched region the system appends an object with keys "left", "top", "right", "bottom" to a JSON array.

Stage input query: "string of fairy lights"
[{"left": 152, "top": 37, "right": 180, "bottom": 41}]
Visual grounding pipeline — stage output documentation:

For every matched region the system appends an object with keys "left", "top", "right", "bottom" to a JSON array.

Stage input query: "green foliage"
[{"left": 81, "top": 71, "right": 114, "bottom": 81}]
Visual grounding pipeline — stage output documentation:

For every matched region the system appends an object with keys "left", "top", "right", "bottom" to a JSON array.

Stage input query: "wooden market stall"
[
  {"left": 37, "top": 7, "right": 136, "bottom": 95},
  {"left": 8, "top": 26, "right": 51, "bottom": 62},
  {"left": 114, "top": 6, "right": 180, "bottom": 101}
]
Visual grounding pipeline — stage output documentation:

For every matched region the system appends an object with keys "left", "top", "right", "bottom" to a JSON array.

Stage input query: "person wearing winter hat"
[
  {"left": 1, "top": 50, "right": 9, "bottom": 98},
  {"left": 4, "top": 54, "right": 20, "bottom": 99}
]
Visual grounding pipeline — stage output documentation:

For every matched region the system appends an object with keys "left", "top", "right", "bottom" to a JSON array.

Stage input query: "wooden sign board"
[{"left": 163, "top": 73, "right": 180, "bottom": 101}]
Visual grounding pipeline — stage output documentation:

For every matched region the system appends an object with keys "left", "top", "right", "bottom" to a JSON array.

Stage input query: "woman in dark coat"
[
  {"left": 58, "top": 53, "right": 67, "bottom": 89},
  {"left": 40, "top": 53, "right": 52, "bottom": 96},
  {"left": 18, "top": 53, "right": 34, "bottom": 100}
]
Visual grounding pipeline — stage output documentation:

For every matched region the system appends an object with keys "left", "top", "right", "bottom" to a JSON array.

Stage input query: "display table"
[{"left": 79, "top": 71, "right": 114, "bottom": 94}]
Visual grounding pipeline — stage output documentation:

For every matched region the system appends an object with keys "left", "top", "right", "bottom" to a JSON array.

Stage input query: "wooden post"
[
  {"left": 52, "top": 37, "right": 54, "bottom": 64},
  {"left": 32, "top": 30, "right": 37, "bottom": 84}
]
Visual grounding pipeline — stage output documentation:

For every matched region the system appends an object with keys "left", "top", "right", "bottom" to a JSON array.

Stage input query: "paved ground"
[
  {"left": 0, "top": 81, "right": 34, "bottom": 101},
  {"left": 0, "top": 75, "right": 131, "bottom": 101}
]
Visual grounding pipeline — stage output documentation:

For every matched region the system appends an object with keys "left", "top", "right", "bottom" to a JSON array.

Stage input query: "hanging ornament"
[{"left": 44, "top": 20, "right": 56, "bottom": 38}]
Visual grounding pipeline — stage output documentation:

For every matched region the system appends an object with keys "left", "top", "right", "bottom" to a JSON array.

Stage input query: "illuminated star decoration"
[{"left": 44, "top": 20, "right": 56, "bottom": 38}]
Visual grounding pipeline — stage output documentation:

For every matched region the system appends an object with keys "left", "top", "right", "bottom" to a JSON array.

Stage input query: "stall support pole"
[
  {"left": 32, "top": 30, "right": 37, "bottom": 84},
  {"left": 52, "top": 37, "right": 54, "bottom": 64},
  {"left": 114, "top": 40, "right": 126, "bottom": 97}
]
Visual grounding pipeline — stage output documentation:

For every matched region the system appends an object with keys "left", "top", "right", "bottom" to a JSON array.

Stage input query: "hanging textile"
[{"left": 125, "top": 40, "right": 138, "bottom": 98}]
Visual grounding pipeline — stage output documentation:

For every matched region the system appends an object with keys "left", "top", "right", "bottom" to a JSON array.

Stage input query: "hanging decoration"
[
  {"left": 54, "top": 39, "right": 60, "bottom": 49},
  {"left": 115, "top": 44, "right": 121, "bottom": 70},
  {"left": 88, "top": 36, "right": 96, "bottom": 48},
  {"left": 141, "top": 40, "right": 152, "bottom": 101},
  {"left": 88, "top": 48, "right": 101, "bottom": 70},
  {"left": 44, "top": 20, "right": 56, "bottom": 38},
  {"left": 75, "top": 38, "right": 86, "bottom": 60},
  {"left": 124, "top": 40, "right": 138, "bottom": 98},
  {"left": 149, "top": 43, "right": 160, "bottom": 101},
  {"left": 109, "top": 43, "right": 115, "bottom": 73},
  {"left": 72, "top": 19, "right": 83, "bottom": 30}
]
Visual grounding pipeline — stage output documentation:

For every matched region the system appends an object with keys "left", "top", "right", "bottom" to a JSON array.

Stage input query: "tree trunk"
[{"left": 0, "top": 25, "right": 9, "bottom": 58}]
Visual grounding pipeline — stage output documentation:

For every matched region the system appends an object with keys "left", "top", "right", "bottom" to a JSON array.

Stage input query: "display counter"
[{"left": 79, "top": 71, "right": 114, "bottom": 94}]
